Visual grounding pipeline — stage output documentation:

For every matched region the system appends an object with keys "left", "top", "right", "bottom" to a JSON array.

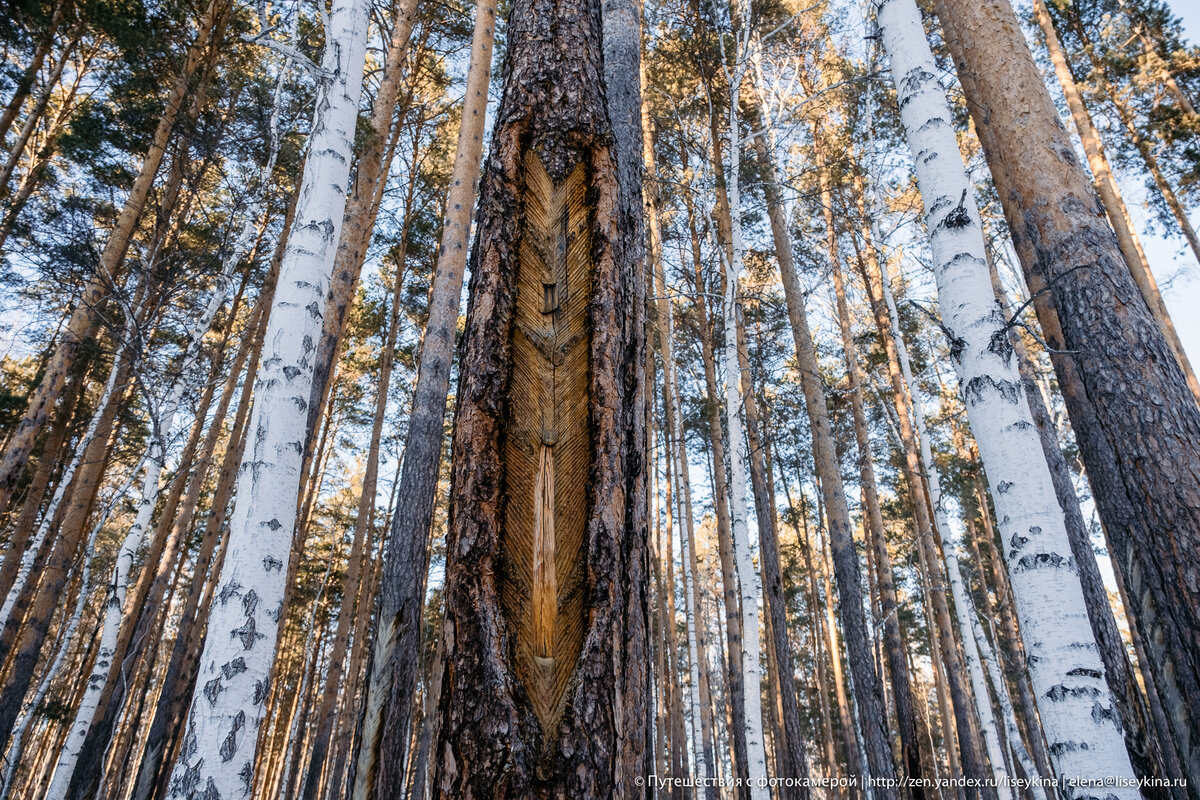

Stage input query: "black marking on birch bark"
[
  {"left": 996, "top": 480, "right": 1014, "bottom": 494},
  {"left": 253, "top": 678, "right": 269, "bottom": 705},
  {"left": 203, "top": 677, "right": 223, "bottom": 706},
  {"left": 1009, "top": 531, "right": 1029, "bottom": 558},
  {"left": 263, "top": 555, "right": 283, "bottom": 572},
  {"left": 221, "top": 657, "right": 248, "bottom": 679},
  {"left": 218, "top": 710, "right": 244, "bottom": 762},
  {"left": 1015, "top": 552, "right": 1070, "bottom": 571},
  {"left": 200, "top": 776, "right": 220, "bottom": 800},
  {"left": 1091, "top": 702, "right": 1119, "bottom": 726},
  {"left": 942, "top": 189, "right": 971, "bottom": 229},
  {"left": 283, "top": 366, "right": 301, "bottom": 380},
  {"left": 239, "top": 761, "right": 254, "bottom": 793},
  {"left": 243, "top": 589, "right": 259, "bottom": 615},
  {"left": 290, "top": 396, "right": 307, "bottom": 412},
  {"left": 1067, "top": 666, "right": 1104, "bottom": 679},
  {"left": 176, "top": 759, "right": 201, "bottom": 796},
  {"left": 964, "top": 374, "right": 1022, "bottom": 405},
  {"left": 987, "top": 327, "right": 1014, "bottom": 363},
  {"left": 1045, "top": 683, "right": 1103, "bottom": 702},
  {"left": 900, "top": 66, "right": 936, "bottom": 99},
  {"left": 231, "top": 616, "right": 263, "bottom": 649},
  {"left": 262, "top": 518, "right": 283, "bottom": 531}
]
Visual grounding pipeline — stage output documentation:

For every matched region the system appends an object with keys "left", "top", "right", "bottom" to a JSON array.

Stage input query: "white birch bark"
[
  {"left": 166, "top": 0, "right": 370, "bottom": 794},
  {"left": 877, "top": 252, "right": 1009, "bottom": 786},
  {"left": 718, "top": 16, "right": 769, "bottom": 795},
  {"left": 673, "top": 391, "right": 706, "bottom": 780},
  {"left": 875, "top": 0, "right": 1138, "bottom": 791},
  {"left": 975, "top": 607, "right": 1040, "bottom": 783}
]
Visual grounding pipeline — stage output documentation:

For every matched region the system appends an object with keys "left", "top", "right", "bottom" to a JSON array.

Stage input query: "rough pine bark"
[
  {"left": 430, "top": 0, "right": 648, "bottom": 790},
  {"left": 931, "top": 0, "right": 1200, "bottom": 785},
  {"left": 164, "top": 0, "right": 371, "bottom": 794},
  {"left": 1028, "top": 0, "right": 1199, "bottom": 403},
  {"left": 877, "top": 0, "right": 1140, "bottom": 791}
]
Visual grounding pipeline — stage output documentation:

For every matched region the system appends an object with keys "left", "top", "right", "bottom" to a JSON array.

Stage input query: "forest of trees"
[{"left": 0, "top": 0, "right": 1198, "bottom": 794}]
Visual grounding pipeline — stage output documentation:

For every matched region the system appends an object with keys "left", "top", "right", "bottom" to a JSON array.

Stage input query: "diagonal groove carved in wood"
[{"left": 501, "top": 152, "right": 591, "bottom": 731}]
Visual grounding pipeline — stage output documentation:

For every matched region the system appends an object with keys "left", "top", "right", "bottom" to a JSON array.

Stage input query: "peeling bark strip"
[
  {"left": 432, "top": 0, "right": 647, "bottom": 790},
  {"left": 164, "top": 0, "right": 372, "bottom": 796},
  {"left": 876, "top": 0, "right": 1139, "bottom": 792}
]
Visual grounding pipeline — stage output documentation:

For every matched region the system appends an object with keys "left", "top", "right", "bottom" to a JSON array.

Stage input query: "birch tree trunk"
[
  {"left": 931, "top": 0, "right": 1200, "bottom": 783},
  {"left": 876, "top": 0, "right": 1139, "bottom": 791},
  {"left": 165, "top": 0, "right": 371, "bottom": 794},
  {"left": 300, "top": 0, "right": 420, "bottom": 475},
  {"left": 430, "top": 0, "right": 648, "bottom": 788},
  {"left": 351, "top": 2, "right": 496, "bottom": 795},
  {"left": 719, "top": 36, "right": 770, "bottom": 797},
  {"left": 735, "top": 314, "right": 812, "bottom": 797}
]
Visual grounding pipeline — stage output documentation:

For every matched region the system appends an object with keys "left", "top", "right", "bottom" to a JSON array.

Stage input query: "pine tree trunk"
[
  {"left": 298, "top": 217, "right": 411, "bottom": 800},
  {"left": 747, "top": 80, "right": 898, "bottom": 796},
  {"left": 778, "top": 463, "right": 841, "bottom": 793},
  {"left": 877, "top": 0, "right": 1140, "bottom": 791},
  {"left": 430, "top": 0, "right": 648, "bottom": 788},
  {"left": 351, "top": 2, "right": 496, "bottom": 794},
  {"left": 0, "top": 0, "right": 66, "bottom": 147},
  {"left": 931, "top": 0, "right": 1200, "bottom": 784},
  {"left": 1027, "top": 0, "right": 1199, "bottom": 403}
]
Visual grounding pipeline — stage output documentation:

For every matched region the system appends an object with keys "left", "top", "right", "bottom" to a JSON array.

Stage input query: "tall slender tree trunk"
[
  {"left": 820, "top": 156, "right": 926, "bottom": 794},
  {"left": 351, "top": 2, "right": 496, "bottom": 795},
  {"left": 643, "top": 76, "right": 717, "bottom": 799},
  {"left": 877, "top": 0, "right": 1140, "bottom": 791},
  {"left": 735, "top": 313, "right": 811, "bottom": 797},
  {"left": 932, "top": 0, "right": 1200, "bottom": 785},
  {"left": 778, "top": 461, "right": 841, "bottom": 793},
  {"left": 430, "top": 0, "right": 648, "bottom": 788},
  {"left": 683, "top": 182, "right": 751, "bottom": 792},
  {"left": 298, "top": 219, "right": 411, "bottom": 800},
  {"left": 300, "top": 0, "right": 421, "bottom": 478},
  {"left": 165, "top": 0, "right": 371, "bottom": 793},
  {"left": 718, "top": 46, "right": 770, "bottom": 793}
]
